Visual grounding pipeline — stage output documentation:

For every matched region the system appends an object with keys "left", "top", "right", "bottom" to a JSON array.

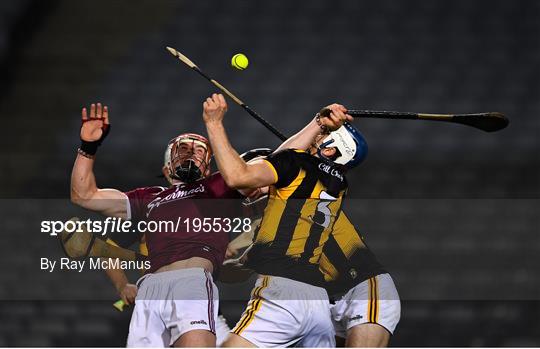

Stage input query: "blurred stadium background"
[{"left": 0, "top": 0, "right": 539, "bottom": 346}]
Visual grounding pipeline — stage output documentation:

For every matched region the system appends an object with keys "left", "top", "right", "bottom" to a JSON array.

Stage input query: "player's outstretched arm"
[
  {"left": 101, "top": 238, "right": 139, "bottom": 306},
  {"left": 70, "top": 103, "right": 128, "bottom": 219},
  {"left": 275, "top": 103, "right": 353, "bottom": 152},
  {"left": 104, "top": 265, "right": 138, "bottom": 305},
  {"left": 203, "top": 94, "right": 277, "bottom": 190}
]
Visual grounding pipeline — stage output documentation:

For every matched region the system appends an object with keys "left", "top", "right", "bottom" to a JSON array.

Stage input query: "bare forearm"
[
  {"left": 202, "top": 93, "right": 277, "bottom": 189},
  {"left": 277, "top": 104, "right": 352, "bottom": 152},
  {"left": 70, "top": 153, "right": 128, "bottom": 218},
  {"left": 205, "top": 121, "right": 249, "bottom": 185},
  {"left": 104, "top": 264, "right": 130, "bottom": 292},
  {"left": 71, "top": 153, "right": 98, "bottom": 201},
  {"left": 275, "top": 117, "right": 320, "bottom": 152},
  {"left": 70, "top": 102, "right": 127, "bottom": 217}
]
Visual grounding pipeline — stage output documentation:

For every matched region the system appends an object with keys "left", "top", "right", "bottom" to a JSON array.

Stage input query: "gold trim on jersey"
[
  {"left": 139, "top": 235, "right": 148, "bottom": 256},
  {"left": 275, "top": 168, "right": 306, "bottom": 199},
  {"left": 106, "top": 238, "right": 149, "bottom": 257},
  {"left": 368, "top": 276, "right": 379, "bottom": 323},
  {"left": 319, "top": 252, "right": 340, "bottom": 281},
  {"left": 233, "top": 276, "right": 270, "bottom": 334},
  {"left": 262, "top": 159, "right": 278, "bottom": 183},
  {"left": 105, "top": 238, "right": 119, "bottom": 247},
  {"left": 139, "top": 242, "right": 148, "bottom": 256}
]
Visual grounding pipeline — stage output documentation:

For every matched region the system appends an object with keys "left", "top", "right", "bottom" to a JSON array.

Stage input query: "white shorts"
[
  {"left": 231, "top": 276, "right": 335, "bottom": 347},
  {"left": 331, "top": 273, "right": 401, "bottom": 337},
  {"left": 216, "top": 314, "right": 231, "bottom": 347},
  {"left": 126, "top": 268, "right": 219, "bottom": 347}
]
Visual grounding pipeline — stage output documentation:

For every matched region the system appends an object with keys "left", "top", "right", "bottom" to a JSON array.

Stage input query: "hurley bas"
[{"left": 41, "top": 257, "right": 150, "bottom": 273}]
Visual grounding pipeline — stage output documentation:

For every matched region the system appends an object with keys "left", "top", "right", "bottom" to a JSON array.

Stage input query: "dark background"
[{"left": 0, "top": 0, "right": 538, "bottom": 346}]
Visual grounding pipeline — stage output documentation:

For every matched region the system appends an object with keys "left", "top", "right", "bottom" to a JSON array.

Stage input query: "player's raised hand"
[
  {"left": 202, "top": 93, "right": 228, "bottom": 124},
  {"left": 80, "top": 103, "right": 110, "bottom": 142},
  {"left": 319, "top": 103, "right": 353, "bottom": 131}
]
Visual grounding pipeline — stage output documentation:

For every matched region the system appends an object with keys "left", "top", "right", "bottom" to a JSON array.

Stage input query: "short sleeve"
[
  {"left": 206, "top": 172, "right": 243, "bottom": 199},
  {"left": 124, "top": 186, "right": 165, "bottom": 221},
  {"left": 264, "top": 149, "right": 301, "bottom": 189}
]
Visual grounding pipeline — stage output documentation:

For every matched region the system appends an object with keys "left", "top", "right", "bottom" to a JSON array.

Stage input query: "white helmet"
[
  {"left": 318, "top": 122, "right": 368, "bottom": 169},
  {"left": 164, "top": 133, "right": 212, "bottom": 183}
]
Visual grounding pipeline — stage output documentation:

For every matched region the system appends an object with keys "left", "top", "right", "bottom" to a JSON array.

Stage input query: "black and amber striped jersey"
[
  {"left": 106, "top": 233, "right": 148, "bottom": 256},
  {"left": 319, "top": 213, "right": 386, "bottom": 295},
  {"left": 245, "top": 149, "right": 348, "bottom": 286}
]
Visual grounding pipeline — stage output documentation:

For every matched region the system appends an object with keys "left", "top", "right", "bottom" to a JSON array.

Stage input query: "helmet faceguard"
[
  {"left": 316, "top": 123, "right": 368, "bottom": 169},
  {"left": 164, "top": 133, "right": 212, "bottom": 183}
]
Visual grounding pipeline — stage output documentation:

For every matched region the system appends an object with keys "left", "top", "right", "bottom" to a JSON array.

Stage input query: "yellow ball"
[{"left": 231, "top": 53, "right": 249, "bottom": 70}]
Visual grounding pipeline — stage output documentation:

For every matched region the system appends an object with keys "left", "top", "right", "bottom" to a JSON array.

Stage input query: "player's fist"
[
  {"left": 203, "top": 93, "right": 228, "bottom": 124},
  {"left": 118, "top": 283, "right": 138, "bottom": 305},
  {"left": 318, "top": 103, "right": 353, "bottom": 131},
  {"left": 80, "top": 103, "right": 110, "bottom": 142}
]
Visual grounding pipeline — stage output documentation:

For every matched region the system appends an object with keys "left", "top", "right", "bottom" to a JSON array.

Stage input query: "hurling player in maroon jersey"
[{"left": 70, "top": 103, "right": 251, "bottom": 347}]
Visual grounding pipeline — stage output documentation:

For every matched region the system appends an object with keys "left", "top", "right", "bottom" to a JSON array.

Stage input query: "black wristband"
[
  {"left": 80, "top": 140, "right": 99, "bottom": 155},
  {"left": 79, "top": 124, "right": 111, "bottom": 155},
  {"left": 77, "top": 147, "right": 95, "bottom": 159},
  {"left": 315, "top": 113, "right": 329, "bottom": 134}
]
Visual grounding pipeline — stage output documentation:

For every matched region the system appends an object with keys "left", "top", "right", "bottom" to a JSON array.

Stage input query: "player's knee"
[
  {"left": 173, "top": 329, "right": 216, "bottom": 347},
  {"left": 221, "top": 333, "right": 256, "bottom": 347}
]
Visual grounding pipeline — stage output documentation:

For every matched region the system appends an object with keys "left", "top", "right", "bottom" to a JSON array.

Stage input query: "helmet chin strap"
[
  {"left": 315, "top": 139, "right": 346, "bottom": 198},
  {"left": 317, "top": 139, "right": 338, "bottom": 165},
  {"left": 171, "top": 159, "right": 203, "bottom": 183}
]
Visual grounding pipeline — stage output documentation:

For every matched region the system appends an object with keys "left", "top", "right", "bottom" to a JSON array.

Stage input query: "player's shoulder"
[
  {"left": 267, "top": 148, "right": 306, "bottom": 161},
  {"left": 126, "top": 185, "right": 168, "bottom": 197},
  {"left": 200, "top": 171, "right": 230, "bottom": 190},
  {"left": 281, "top": 148, "right": 320, "bottom": 164},
  {"left": 200, "top": 171, "right": 243, "bottom": 199},
  {"left": 139, "top": 185, "right": 168, "bottom": 194},
  {"left": 201, "top": 171, "right": 224, "bottom": 185}
]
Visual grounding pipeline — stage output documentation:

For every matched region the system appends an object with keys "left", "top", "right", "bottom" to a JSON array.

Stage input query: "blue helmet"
[{"left": 318, "top": 122, "right": 368, "bottom": 169}]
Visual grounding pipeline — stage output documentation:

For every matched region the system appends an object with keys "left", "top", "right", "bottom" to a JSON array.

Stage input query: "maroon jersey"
[{"left": 125, "top": 172, "right": 242, "bottom": 274}]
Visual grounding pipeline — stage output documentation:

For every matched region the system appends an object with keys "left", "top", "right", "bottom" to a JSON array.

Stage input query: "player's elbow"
[
  {"left": 221, "top": 174, "right": 244, "bottom": 189},
  {"left": 222, "top": 172, "right": 255, "bottom": 190},
  {"left": 70, "top": 189, "right": 82, "bottom": 205},
  {"left": 70, "top": 187, "right": 94, "bottom": 207},
  {"left": 70, "top": 191, "right": 86, "bottom": 207}
]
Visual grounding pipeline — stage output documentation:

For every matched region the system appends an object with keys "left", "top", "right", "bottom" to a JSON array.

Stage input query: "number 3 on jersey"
[{"left": 310, "top": 191, "right": 337, "bottom": 228}]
